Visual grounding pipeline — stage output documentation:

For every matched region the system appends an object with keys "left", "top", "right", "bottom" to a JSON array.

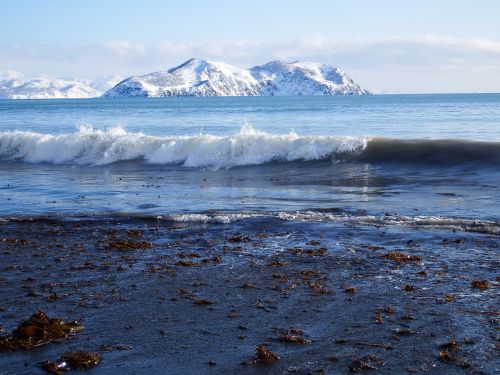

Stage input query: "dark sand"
[{"left": 0, "top": 217, "right": 498, "bottom": 374}]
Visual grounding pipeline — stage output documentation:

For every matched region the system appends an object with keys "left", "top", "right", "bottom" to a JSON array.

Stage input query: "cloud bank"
[{"left": 2, "top": 34, "right": 500, "bottom": 93}]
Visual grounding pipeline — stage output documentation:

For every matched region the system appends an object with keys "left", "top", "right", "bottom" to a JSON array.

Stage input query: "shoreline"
[{"left": 0, "top": 216, "right": 498, "bottom": 374}]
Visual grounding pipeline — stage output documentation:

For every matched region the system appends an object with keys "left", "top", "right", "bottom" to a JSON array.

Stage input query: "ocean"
[
  {"left": 0, "top": 94, "right": 499, "bottom": 227},
  {"left": 0, "top": 94, "right": 499, "bottom": 374}
]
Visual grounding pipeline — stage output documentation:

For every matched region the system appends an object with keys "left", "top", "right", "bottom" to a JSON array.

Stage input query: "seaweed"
[
  {"left": 253, "top": 345, "right": 280, "bottom": 362},
  {"left": 341, "top": 284, "right": 357, "bottom": 294},
  {"left": 267, "top": 260, "right": 287, "bottom": 267},
  {"left": 228, "top": 234, "right": 250, "bottom": 243},
  {"left": 241, "top": 283, "right": 257, "bottom": 289},
  {"left": 42, "top": 351, "right": 101, "bottom": 373},
  {"left": 288, "top": 247, "right": 327, "bottom": 257},
  {"left": 441, "top": 337, "right": 460, "bottom": 350},
  {"left": 381, "top": 252, "right": 421, "bottom": 263},
  {"left": 108, "top": 240, "right": 152, "bottom": 250},
  {"left": 60, "top": 351, "right": 102, "bottom": 370},
  {"left": 193, "top": 298, "right": 215, "bottom": 305},
  {"left": 0, "top": 311, "right": 83, "bottom": 351},
  {"left": 306, "top": 240, "right": 321, "bottom": 246},
  {"left": 403, "top": 284, "right": 415, "bottom": 292},
  {"left": 277, "top": 327, "right": 311, "bottom": 344},
  {"left": 348, "top": 355, "right": 384, "bottom": 372},
  {"left": 471, "top": 280, "right": 490, "bottom": 290},
  {"left": 439, "top": 350, "right": 456, "bottom": 362}
]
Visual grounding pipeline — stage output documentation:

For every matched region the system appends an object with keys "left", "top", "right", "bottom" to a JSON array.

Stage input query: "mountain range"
[
  {"left": 0, "top": 70, "right": 122, "bottom": 99},
  {"left": 0, "top": 59, "right": 369, "bottom": 99}
]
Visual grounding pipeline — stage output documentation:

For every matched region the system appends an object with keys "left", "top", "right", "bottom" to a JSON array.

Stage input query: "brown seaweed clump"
[
  {"left": 254, "top": 345, "right": 280, "bottom": 362},
  {"left": 42, "top": 351, "right": 102, "bottom": 374},
  {"left": 0, "top": 311, "right": 83, "bottom": 351},
  {"left": 348, "top": 355, "right": 385, "bottom": 371},
  {"left": 382, "top": 252, "right": 421, "bottom": 263},
  {"left": 61, "top": 351, "right": 102, "bottom": 370},
  {"left": 279, "top": 327, "right": 312, "bottom": 344},
  {"left": 439, "top": 350, "right": 456, "bottom": 363},
  {"left": 108, "top": 240, "right": 152, "bottom": 250},
  {"left": 471, "top": 280, "right": 490, "bottom": 290}
]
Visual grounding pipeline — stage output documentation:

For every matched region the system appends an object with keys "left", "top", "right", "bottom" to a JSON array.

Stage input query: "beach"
[{"left": 0, "top": 215, "right": 498, "bottom": 374}]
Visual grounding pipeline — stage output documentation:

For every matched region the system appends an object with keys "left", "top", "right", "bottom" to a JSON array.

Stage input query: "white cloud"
[{"left": 1, "top": 34, "right": 500, "bottom": 93}]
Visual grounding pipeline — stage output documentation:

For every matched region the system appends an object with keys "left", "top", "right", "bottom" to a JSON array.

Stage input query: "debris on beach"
[
  {"left": 289, "top": 247, "right": 327, "bottom": 257},
  {"left": 193, "top": 298, "right": 215, "bottom": 306},
  {"left": 341, "top": 284, "right": 357, "bottom": 293},
  {"left": 267, "top": 260, "right": 288, "bottom": 267},
  {"left": 228, "top": 234, "right": 250, "bottom": 243},
  {"left": 241, "top": 282, "right": 257, "bottom": 289},
  {"left": 60, "top": 351, "right": 102, "bottom": 370},
  {"left": 403, "top": 284, "right": 416, "bottom": 292},
  {"left": 0, "top": 311, "right": 83, "bottom": 351},
  {"left": 42, "top": 351, "right": 102, "bottom": 373},
  {"left": 348, "top": 355, "right": 385, "bottom": 371},
  {"left": 306, "top": 240, "right": 321, "bottom": 246},
  {"left": 439, "top": 349, "right": 456, "bottom": 363},
  {"left": 441, "top": 337, "right": 460, "bottom": 350},
  {"left": 108, "top": 240, "right": 152, "bottom": 250},
  {"left": 41, "top": 360, "right": 67, "bottom": 375},
  {"left": 253, "top": 344, "right": 280, "bottom": 363},
  {"left": 381, "top": 252, "right": 421, "bottom": 263},
  {"left": 471, "top": 280, "right": 490, "bottom": 290},
  {"left": 279, "top": 327, "right": 312, "bottom": 344}
]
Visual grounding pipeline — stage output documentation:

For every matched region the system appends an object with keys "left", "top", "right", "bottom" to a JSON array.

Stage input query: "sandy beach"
[{"left": 0, "top": 216, "right": 498, "bottom": 374}]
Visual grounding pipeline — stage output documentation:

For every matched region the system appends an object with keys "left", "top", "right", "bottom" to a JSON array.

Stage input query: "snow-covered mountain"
[
  {"left": 0, "top": 70, "right": 122, "bottom": 99},
  {"left": 103, "top": 58, "right": 369, "bottom": 97},
  {"left": 0, "top": 60, "right": 369, "bottom": 99}
]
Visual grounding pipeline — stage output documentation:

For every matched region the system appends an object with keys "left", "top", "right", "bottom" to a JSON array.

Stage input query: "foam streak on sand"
[
  {"left": 170, "top": 211, "right": 500, "bottom": 235},
  {"left": 0, "top": 125, "right": 366, "bottom": 168}
]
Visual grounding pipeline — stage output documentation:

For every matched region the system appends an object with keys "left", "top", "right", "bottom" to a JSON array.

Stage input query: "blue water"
[
  {"left": 1, "top": 94, "right": 499, "bottom": 139},
  {"left": 0, "top": 94, "right": 499, "bottom": 227}
]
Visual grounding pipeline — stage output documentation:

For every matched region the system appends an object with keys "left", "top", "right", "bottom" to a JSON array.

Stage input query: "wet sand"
[{"left": 0, "top": 217, "right": 498, "bottom": 374}]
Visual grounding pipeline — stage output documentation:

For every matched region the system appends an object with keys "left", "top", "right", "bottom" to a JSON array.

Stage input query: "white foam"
[
  {"left": 168, "top": 210, "right": 500, "bottom": 235},
  {"left": 0, "top": 125, "right": 366, "bottom": 168},
  {"left": 171, "top": 213, "right": 258, "bottom": 224}
]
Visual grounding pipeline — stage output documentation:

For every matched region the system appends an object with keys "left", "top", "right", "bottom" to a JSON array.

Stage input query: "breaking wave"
[
  {"left": 0, "top": 125, "right": 365, "bottom": 168},
  {"left": 0, "top": 125, "right": 499, "bottom": 168}
]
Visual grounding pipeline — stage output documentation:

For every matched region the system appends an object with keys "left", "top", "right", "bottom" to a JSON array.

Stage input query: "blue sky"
[{"left": 1, "top": 0, "right": 500, "bottom": 93}]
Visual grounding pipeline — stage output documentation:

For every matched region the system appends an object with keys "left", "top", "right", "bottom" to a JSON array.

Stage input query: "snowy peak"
[
  {"left": 249, "top": 60, "right": 367, "bottom": 96},
  {"left": 0, "top": 76, "right": 99, "bottom": 99},
  {"left": 104, "top": 58, "right": 260, "bottom": 97},
  {"left": 0, "top": 69, "right": 25, "bottom": 83},
  {"left": 104, "top": 58, "right": 369, "bottom": 97},
  {"left": 0, "top": 71, "right": 123, "bottom": 99}
]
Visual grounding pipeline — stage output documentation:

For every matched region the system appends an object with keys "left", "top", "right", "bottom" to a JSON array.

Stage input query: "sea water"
[{"left": 0, "top": 94, "right": 499, "bottom": 232}]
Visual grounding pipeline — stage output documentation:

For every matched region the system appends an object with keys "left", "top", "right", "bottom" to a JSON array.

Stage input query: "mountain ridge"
[
  {"left": 103, "top": 58, "right": 370, "bottom": 97},
  {"left": 0, "top": 70, "right": 122, "bottom": 99},
  {"left": 0, "top": 59, "right": 370, "bottom": 99}
]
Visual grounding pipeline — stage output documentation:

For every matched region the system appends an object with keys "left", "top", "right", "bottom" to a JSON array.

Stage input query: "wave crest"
[
  {"left": 0, "top": 125, "right": 366, "bottom": 168},
  {"left": 1, "top": 125, "right": 499, "bottom": 168}
]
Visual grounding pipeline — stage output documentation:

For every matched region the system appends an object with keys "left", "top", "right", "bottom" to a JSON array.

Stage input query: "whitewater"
[
  {"left": 0, "top": 125, "right": 367, "bottom": 167},
  {"left": 2, "top": 125, "right": 500, "bottom": 167}
]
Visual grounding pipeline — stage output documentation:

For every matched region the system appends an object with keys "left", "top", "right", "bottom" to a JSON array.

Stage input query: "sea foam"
[{"left": 0, "top": 125, "right": 366, "bottom": 168}]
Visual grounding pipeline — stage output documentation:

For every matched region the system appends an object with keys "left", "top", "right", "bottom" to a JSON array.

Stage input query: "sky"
[{"left": 1, "top": 0, "right": 500, "bottom": 93}]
